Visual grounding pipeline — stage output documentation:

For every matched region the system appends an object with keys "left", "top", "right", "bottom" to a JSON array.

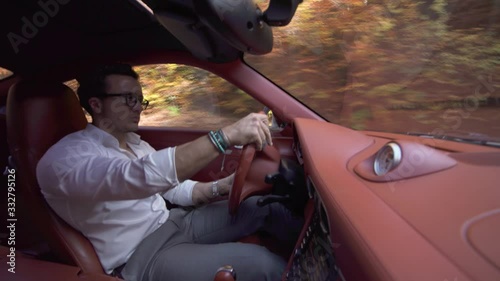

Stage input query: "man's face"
[{"left": 97, "top": 74, "right": 144, "bottom": 133}]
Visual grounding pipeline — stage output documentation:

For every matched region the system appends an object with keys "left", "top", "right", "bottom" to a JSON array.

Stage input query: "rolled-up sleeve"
[
  {"left": 162, "top": 180, "right": 196, "bottom": 206},
  {"left": 142, "top": 147, "right": 179, "bottom": 187}
]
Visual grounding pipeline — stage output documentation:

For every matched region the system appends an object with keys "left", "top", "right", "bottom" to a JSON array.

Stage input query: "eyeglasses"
[{"left": 96, "top": 93, "right": 149, "bottom": 110}]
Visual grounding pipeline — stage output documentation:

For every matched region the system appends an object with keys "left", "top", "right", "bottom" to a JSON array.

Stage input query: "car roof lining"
[{"left": 0, "top": 0, "right": 189, "bottom": 75}]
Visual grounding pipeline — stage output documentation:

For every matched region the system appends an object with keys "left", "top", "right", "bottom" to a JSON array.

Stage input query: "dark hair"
[{"left": 77, "top": 63, "right": 139, "bottom": 115}]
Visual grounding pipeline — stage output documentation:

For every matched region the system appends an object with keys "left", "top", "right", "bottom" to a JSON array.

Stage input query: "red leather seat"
[
  {"left": 6, "top": 80, "right": 236, "bottom": 280},
  {"left": 6, "top": 80, "right": 106, "bottom": 274}
]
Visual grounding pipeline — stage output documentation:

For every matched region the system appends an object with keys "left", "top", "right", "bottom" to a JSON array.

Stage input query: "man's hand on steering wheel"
[
  {"left": 221, "top": 113, "right": 273, "bottom": 151},
  {"left": 215, "top": 112, "right": 278, "bottom": 215}
]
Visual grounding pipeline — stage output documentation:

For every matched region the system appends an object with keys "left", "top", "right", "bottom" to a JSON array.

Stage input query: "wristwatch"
[{"left": 211, "top": 180, "right": 220, "bottom": 197}]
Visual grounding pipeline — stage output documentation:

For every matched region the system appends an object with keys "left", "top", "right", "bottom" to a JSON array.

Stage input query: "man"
[{"left": 36, "top": 63, "right": 302, "bottom": 281}]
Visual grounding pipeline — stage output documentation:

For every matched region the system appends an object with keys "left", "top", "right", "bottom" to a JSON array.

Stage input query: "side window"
[
  {"left": 134, "top": 64, "right": 264, "bottom": 128},
  {"left": 0, "top": 66, "right": 13, "bottom": 80},
  {"left": 65, "top": 64, "right": 265, "bottom": 127}
]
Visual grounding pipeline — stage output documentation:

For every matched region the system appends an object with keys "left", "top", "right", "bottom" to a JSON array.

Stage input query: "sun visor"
[
  {"left": 132, "top": 0, "right": 301, "bottom": 62},
  {"left": 192, "top": 0, "right": 273, "bottom": 55}
]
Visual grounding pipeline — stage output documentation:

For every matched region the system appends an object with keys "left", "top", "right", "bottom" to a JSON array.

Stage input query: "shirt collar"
[{"left": 84, "top": 124, "right": 142, "bottom": 147}]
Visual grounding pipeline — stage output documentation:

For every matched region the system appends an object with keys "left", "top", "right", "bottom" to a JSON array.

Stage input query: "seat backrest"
[{"left": 6, "top": 80, "right": 105, "bottom": 274}]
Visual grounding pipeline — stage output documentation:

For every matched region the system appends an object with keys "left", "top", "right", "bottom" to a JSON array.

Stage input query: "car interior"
[{"left": 1, "top": 0, "right": 499, "bottom": 281}]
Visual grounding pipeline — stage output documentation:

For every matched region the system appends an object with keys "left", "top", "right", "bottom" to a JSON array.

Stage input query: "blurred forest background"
[
  {"left": 0, "top": 68, "right": 12, "bottom": 80},
  {"left": 133, "top": 64, "right": 264, "bottom": 128},
  {"left": 247, "top": 0, "right": 500, "bottom": 139},
  {"left": 66, "top": 0, "right": 499, "bottom": 139}
]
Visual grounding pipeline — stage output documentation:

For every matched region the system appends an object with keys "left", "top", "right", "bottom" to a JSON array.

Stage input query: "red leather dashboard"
[{"left": 292, "top": 117, "right": 500, "bottom": 281}]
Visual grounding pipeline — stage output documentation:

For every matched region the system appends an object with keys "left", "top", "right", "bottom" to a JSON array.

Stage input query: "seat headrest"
[{"left": 7, "top": 80, "right": 88, "bottom": 165}]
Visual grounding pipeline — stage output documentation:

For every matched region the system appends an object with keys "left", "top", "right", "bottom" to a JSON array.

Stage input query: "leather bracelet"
[
  {"left": 208, "top": 130, "right": 229, "bottom": 153},
  {"left": 208, "top": 131, "right": 225, "bottom": 153},
  {"left": 217, "top": 129, "right": 230, "bottom": 148},
  {"left": 211, "top": 180, "right": 220, "bottom": 197},
  {"left": 213, "top": 130, "right": 228, "bottom": 151}
]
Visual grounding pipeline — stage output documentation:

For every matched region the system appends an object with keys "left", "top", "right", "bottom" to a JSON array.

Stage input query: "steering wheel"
[{"left": 228, "top": 144, "right": 281, "bottom": 215}]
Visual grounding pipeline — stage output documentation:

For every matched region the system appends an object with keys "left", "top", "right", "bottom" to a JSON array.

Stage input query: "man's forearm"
[
  {"left": 175, "top": 135, "right": 221, "bottom": 182},
  {"left": 191, "top": 175, "right": 232, "bottom": 205},
  {"left": 191, "top": 182, "right": 215, "bottom": 205},
  {"left": 174, "top": 113, "right": 271, "bottom": 182}
]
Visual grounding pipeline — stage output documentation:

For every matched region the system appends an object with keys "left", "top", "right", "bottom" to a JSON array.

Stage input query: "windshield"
[{"left": 246, "top": 0, "right": 500, "bottom": 143}]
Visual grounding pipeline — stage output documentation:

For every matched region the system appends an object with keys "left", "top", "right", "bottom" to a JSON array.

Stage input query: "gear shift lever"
[{"left": 256, "top": 172, "right": 290, "bottom": 206}]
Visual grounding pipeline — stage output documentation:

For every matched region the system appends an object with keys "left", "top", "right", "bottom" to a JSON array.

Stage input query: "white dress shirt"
[{"left": 36, "top": 124, "right": 197, "bottom": 273}]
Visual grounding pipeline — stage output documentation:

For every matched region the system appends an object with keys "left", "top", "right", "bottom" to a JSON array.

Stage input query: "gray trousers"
[{"left": 120, "top": 196, "right": 303, "bottom": 281}]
